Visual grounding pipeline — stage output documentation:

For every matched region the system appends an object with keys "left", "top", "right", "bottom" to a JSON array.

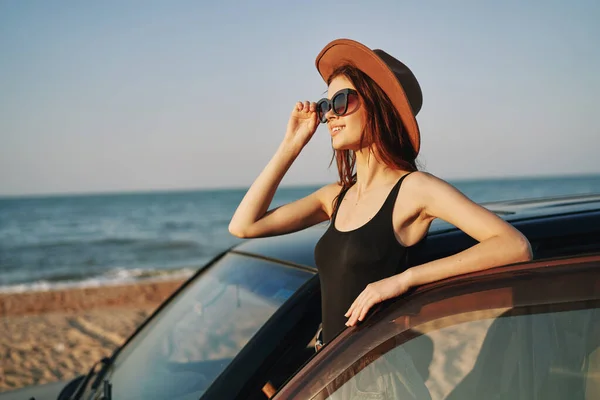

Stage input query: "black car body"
[{"left": 2, "top": 193, "right": 600, "bottom": 400}]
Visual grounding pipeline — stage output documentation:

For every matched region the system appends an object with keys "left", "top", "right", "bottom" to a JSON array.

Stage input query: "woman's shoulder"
[
  {"left": 312, "top": 181, "right": 345, "bottom": 195},
  {"left": 403, "top": 170, "right": 449, "bottom": 191},
  {"left": 399, "top": 171, "right": 459, "bottom": 205},
  {"left": 312, "top": 181, "right": 346, "bottom": 216},
  {"left": 401, "top": 170, "right": 480, "bottom": 216}
]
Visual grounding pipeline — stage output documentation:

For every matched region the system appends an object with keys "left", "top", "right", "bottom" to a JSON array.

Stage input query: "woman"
[{"left": 229, "top": 38, "right": 532, "bottom": 345}]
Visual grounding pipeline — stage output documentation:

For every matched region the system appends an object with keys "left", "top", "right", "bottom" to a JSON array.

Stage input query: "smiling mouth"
[{"left": 331, "top": 126, "right": 345, "bottom": 135}]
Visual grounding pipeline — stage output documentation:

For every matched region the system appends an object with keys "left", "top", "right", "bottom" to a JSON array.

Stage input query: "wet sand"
[{"left": 0, "top": 279, "right": 185, "bottom": 393}]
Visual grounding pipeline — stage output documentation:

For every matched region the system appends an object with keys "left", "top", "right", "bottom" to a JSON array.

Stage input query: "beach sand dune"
[{"left": 0, "top": 279, "right": 185, "bottom": 393}]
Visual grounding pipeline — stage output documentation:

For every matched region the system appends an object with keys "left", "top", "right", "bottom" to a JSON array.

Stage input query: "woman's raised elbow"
[{"left": 228, "top": 222, "right": 249, "bottom": 238}]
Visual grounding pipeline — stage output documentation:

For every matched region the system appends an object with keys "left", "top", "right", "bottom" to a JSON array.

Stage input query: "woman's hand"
[
  {"left": 283, "top": 101, "right": 319, "bottom": 153},
  {"left": 345, "top": 271, "right": 412, "bottom": 327}
]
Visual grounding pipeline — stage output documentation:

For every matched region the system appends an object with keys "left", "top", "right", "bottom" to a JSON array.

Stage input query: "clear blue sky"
[{"left": 1, "top": 0, "right": 599, "bottom": 196}]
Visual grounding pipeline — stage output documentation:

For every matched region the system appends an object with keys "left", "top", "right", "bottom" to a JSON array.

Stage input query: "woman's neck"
[{"left": 352, "top": 147, "right": 406, "bottom": 194}]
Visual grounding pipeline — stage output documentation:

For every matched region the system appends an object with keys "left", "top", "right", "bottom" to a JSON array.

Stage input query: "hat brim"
[{"left": 315, "top": 38, "right": 420, "bottom": 155}]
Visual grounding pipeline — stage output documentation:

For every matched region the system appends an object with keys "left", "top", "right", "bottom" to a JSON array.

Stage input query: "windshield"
[{"left": 105, "top": 253, "right": 314, "bottom": 400}]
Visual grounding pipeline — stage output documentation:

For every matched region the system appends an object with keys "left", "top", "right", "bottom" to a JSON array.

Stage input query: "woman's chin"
[
  {"left": 331, "top": 138, "right": 359, "bottom": 152},
  {"left": 331, "top": 136, "right": 350, "bottom": 151}
]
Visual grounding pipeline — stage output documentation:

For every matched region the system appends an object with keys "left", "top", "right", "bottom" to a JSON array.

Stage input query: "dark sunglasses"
[{"left": 316, "top": 88, "right": 360, "bottom": 124}]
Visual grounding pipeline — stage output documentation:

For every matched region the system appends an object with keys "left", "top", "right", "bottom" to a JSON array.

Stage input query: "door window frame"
[{"left": 274, "top": 253, "right": 600, "bottom": 399}]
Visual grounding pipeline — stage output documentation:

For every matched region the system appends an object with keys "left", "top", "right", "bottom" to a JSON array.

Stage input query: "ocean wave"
[
  {"left": 6, "top": 237, "right": 203, "bottom": 252},
  {"left": 0, "top": 267, "right": 197, "bottom": 294}
]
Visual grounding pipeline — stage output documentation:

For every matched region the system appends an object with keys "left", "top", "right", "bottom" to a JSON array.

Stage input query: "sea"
[{"left": 1, "top": 174, "right": 600, "bottom": 293}]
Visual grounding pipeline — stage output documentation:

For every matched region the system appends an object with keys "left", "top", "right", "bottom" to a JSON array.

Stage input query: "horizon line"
[{"left": 2, "top": 171, "right": 600, "bottom": 200}]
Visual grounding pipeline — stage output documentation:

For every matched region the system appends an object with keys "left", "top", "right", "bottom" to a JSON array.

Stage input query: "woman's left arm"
[
  {"left": 345, "top": 172, "right": 533, "bottom": 327},
  {"left": 403, "top": 172, "right": 533, "bottom": 287}
]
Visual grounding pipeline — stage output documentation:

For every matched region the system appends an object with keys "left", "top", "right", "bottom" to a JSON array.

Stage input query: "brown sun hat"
[{"left": 315, "top": 38, "right": 423, "bottom": 155}]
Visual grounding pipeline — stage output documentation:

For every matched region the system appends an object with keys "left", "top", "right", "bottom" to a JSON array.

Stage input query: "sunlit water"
[{"left": 1, "top": 174, "right": 599, "bottom": 292}]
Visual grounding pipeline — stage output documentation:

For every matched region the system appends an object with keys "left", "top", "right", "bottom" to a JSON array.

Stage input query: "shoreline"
[
  {"left": 0, "top": 278, "right": 186, "bottom": 318},
  {"left": 0, "top": 278, "right": 185, "bottom": 393},
  {"left": 0, "top": 268, "right": 197, "bottom": 295}
]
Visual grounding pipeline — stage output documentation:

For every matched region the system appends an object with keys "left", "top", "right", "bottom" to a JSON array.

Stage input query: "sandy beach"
[{"left": 0, "top": 279, "right": 185, "bottom": 393}]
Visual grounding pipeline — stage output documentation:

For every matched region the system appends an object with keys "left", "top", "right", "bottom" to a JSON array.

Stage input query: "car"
[{"left": 2, "top": 193, "right": 600, "bottom": 400}]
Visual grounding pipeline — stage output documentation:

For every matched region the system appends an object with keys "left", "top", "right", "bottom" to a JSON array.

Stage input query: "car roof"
[{"left": 231, "top": 193, "right": 600, "bottom": 269}]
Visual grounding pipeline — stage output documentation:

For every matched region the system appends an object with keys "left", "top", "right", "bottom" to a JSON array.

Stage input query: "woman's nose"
[{"left": 325, "top": 107, "right": 337, "bottom": 121}]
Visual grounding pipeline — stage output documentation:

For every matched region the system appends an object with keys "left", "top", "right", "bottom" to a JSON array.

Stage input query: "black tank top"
[{"left": 314, "top": 173, "right": 413, "bottom": 343}]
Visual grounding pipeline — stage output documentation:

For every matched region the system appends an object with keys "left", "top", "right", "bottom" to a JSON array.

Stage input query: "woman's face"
[{"left": 325, "top": 75, "right": 367, "bottom": 151}]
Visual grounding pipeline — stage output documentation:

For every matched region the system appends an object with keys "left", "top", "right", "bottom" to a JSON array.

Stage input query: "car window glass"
[
  {"left": 318, "top": 305, "right": 599, "bottom": 400},
  {"left": 107, "top": 253, "right": 313, "bottom": 400}
]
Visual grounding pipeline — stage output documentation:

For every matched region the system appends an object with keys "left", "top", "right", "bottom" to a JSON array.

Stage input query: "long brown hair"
[{"left": 327, "top": 63, "right": 419, "bottom": 197}]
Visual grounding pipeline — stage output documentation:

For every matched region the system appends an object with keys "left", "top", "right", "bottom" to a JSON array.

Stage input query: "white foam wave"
[{"left": 0, "top": 267, "right": 197, "bottom": 294}]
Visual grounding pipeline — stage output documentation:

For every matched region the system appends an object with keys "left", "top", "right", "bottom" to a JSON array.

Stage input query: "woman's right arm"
[{"left": 228, "top": 100, "right": 339, "bottom": 238}]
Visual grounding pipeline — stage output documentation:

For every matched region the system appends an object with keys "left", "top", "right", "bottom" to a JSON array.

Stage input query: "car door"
[{"left": 274, "top": 253, "right": 600, "bottom": 400}]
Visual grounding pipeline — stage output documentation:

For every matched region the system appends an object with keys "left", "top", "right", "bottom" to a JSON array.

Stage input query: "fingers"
[
  {"left": 351, "top": 298, "right": 374, "bottom": 326},
  {"left": 357, "top": 300, "right": 373, "bottom": 322},
  {"left": 347, "top": 305, "right": 361, "bottom": 327},
  {"left": 346, "top": 293, "right": 366, "bottom": 327},
  {"left": 294, "top": 101, "right": 317, "bottom": 113},
  {"left": 345, "top": 286, "right": 380, "bottom": 327},
  {"left": 345, "top": 290, "right": 365, "bottom": 318}
]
